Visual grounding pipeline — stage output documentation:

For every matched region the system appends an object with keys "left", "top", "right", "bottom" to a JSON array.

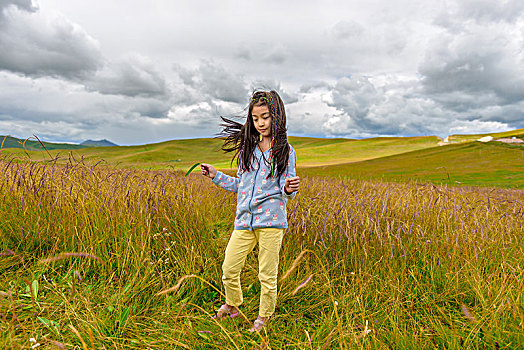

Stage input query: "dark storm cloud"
[
  {"left": 420, "top": 1, "right": 524, "bottom": 114},
  {"left": 0, "top": 0, "right": 35, "bottom": 15},
  {"left": 328, "top": 76, "right": 385, "bottom": 131},
  {"left": 419, "top": 31, "right": 524, "bottom": 104},
  {"left": 0, "top": 2, "right": 168, "bottom": 99},
  {"left": 452, "top": 0, "right": 524, "bottom": 24},
  {"left": 86, "top": 56, "right": 168, "bottom": 98},
  {"left": 0, "top": 4, "right": 103, "bottom": 79}
]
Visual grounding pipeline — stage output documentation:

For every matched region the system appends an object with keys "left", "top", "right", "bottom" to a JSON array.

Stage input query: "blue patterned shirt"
[{"left": 212, "top": 144, "right": 297, "bottom": 230}]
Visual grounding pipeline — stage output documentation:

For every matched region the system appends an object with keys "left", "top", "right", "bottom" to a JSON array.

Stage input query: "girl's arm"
[
  {"left": 202, "top": 163, "right": 241, "bottom": 193},
  {"left": 280, "top": 147, "right": 299, "bottom": 200}
]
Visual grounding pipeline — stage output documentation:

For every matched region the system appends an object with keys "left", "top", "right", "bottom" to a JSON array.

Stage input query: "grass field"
[{"left": 1, "top": 156, "right": 523, "bottom": 349}]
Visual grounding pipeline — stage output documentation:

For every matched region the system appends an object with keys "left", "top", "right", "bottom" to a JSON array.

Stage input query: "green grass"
[
  {"left": 295, "top": 136, "right": 441, "bottom": 166},
  {"left": 300, "top": 141, "right": 524, "bottom": 188}
]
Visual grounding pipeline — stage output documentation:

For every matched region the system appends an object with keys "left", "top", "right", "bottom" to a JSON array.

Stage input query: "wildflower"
[
  {"left": 334, "top": 300, "right": 339, "bottom": 306},
  {"left": 292, "top": 274, "right": 314, "bottom": 295},
  {"left": 461, "top": 304, "right": 478, "bottom": 323}
]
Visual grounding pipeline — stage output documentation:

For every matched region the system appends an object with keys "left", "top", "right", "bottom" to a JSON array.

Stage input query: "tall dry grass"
[{"left": 0, "top": 154, "right": 523, "bottom": 349}]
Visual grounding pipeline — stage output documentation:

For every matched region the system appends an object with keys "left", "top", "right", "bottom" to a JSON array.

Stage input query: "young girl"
[{"left": 201, "top": 90, "right": 300, "bottom": 332}]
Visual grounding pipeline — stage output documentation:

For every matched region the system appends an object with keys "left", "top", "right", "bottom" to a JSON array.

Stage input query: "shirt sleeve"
[
  {"left": 280, "top": 146, "right": 297, "bottom": 200},
  {"left": 212, "top": 166, "right": 241, "bottom": 193}
]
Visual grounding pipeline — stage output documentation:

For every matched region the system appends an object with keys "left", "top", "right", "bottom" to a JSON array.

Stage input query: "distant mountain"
[
  {"left": 0, "top": 135, "right": 118, "bottom": 150},
  {"left": 80, "top": 139, "right": 118, "bottom": 147}
]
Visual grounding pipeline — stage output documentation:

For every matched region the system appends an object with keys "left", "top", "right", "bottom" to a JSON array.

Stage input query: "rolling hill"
[
  {"left": 1, "top": 130, "right": 522, "bottom": 188},
  {"left": 301, "top": 141, "right": 524, "bottom": 188},
  {"left": 0, "top": 135, "right": 442, "bottom": 170},
  {"left": 447, "top": 127, "right": 524, "bottom": 143}
]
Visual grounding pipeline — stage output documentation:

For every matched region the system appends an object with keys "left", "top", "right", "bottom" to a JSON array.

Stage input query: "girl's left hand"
[{"left": 284, "top": 176, "right": 300, "bottom": 194}]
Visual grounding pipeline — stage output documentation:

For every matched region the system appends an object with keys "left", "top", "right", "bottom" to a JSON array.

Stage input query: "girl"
[{"left": 201, "top": 90, "right": 300, "bottom": 332}]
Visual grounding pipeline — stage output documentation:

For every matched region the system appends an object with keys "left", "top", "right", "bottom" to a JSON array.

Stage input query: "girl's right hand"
[{"left": 201, "top": 163, "right": 217, "bottom": 179}]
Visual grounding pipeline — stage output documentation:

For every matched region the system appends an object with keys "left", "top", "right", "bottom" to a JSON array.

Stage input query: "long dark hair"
[{"left": 218, "top": 90, "right": 290, "bottom": 178}]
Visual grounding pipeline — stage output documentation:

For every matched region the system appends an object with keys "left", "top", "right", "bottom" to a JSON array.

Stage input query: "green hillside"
[
  {"left": 295, "top": 135, "right": 441, "bottom": 166},
  {"left": 0, "top": 135, "right": 441, "bottom": 170},
  {"left": 301, "top": 141, "right": 524, "bottom": 188},
  {"left": 0, "top": 138, "right": 234, "bottom": 169},
  {"left": 0, "top": 135, "right": 87, "bottom": 151},
  {"left": 448, "top": 127, "right": 524, "bottom": 143}
]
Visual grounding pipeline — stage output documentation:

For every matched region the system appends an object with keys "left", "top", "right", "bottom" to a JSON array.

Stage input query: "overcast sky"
[{"left": 1, "top": 0, "right": 523, "bottom": 145}]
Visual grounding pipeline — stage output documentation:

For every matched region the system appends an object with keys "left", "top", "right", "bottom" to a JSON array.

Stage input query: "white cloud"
[
  {"left": 448, "top": 119, "right": 510, "bottom": 135},
  {"left": 0, "top": 0, "right": 523, "bottom": 145}
]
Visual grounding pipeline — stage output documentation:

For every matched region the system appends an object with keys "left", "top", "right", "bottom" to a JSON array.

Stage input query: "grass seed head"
[{"left": 292, "top": 274, "right": 314, "bottom": 295}]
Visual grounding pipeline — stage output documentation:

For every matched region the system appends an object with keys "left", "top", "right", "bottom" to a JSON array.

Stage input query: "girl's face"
[{"left": 251, "top": 104, "right": 272, "bottom": 139}]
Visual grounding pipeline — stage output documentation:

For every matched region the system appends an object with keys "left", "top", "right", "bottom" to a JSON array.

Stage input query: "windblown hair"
[{"left": 218, "top": 90, "right": 290, "bottom": 178}]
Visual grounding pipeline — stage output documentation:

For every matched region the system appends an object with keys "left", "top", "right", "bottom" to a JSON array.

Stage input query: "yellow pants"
[{"left": 222, "top": 228, "right": 284, "bottom": 318}]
